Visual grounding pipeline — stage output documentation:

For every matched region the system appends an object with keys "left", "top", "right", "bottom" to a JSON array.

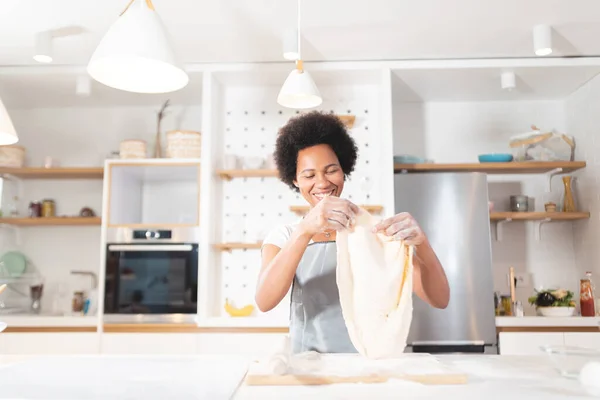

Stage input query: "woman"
[{"left": 256, "top": 111, "right": 450, "bottom": 354}]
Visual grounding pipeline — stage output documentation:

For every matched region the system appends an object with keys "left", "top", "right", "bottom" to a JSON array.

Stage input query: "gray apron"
[{"left": 289, "top": 241, "right": 358, "bottom": 354}]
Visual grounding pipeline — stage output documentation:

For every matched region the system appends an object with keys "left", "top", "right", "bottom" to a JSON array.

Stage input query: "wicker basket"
[
  {"left": 166, "top": 130, "right": 201, "bottom": 158},
  {"left": 0, "top": 145, "right": 25, "bottom": 167},
  {"left": 119, "top": 139, "right": 147, "bottom": 159}
]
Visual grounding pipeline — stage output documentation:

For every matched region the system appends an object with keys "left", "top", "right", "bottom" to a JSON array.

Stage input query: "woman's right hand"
[{"left": 299, "top": 196, "right": 359, "bottom": 236}]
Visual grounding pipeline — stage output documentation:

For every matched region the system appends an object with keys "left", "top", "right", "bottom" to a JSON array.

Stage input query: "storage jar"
[
  {"left": 119, "top": 140, "right": 147, "bottom": 159},
  {"left": 0, "top": 145, "right": 25, "bottom": 167},
  {"left": 166, "top": 130, "right": 201, "bottom": 158}
]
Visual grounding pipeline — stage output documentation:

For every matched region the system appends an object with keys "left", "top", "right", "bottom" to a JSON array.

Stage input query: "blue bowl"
[{"left": 478, "top": 153, "right": 514, "bottom": 163}]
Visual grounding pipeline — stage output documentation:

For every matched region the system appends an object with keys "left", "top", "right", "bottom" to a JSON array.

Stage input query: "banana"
[{"left": 224, "top": 298, "right": 255, "bottom": 317}]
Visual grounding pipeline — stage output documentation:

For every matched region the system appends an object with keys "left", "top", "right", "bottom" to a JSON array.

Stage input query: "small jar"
[
  {"left": 29, "top": 201, "right": 42, "bottom": 217},
  {"left": 510, "top": 195, "right": 529, "bottom": 212},
  {"left": 72, "top": 291, "right": 85, "bottom": 313},
  {"left": 41, "top": 199, "right": 55, "bottom": 217}
]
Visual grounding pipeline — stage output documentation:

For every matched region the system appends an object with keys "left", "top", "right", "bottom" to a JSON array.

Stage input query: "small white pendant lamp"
[
  {"left": 87, "top": 0, "right": 189, "bottom": 94},
  {"left": 0, "top": 97, "right": 18, "bottom": 145},
  {"left": 277, "top": 0, "right": 322, "bottom": 109}
]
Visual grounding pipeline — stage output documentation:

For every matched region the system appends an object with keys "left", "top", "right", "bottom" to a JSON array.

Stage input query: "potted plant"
[{"left": 528, "top": 288, "right": 576, "bottom": 317}]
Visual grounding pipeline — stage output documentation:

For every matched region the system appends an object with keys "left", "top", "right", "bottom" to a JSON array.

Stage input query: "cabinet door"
[
  {"left": 197, "top": 333, "right": 287, "bottom": 358},
  {"left": 498, "top": 332, "right": 564, "bottom": 355},
  {"left": 564, "top": 333, "right": 600, "bottom": 351},
  {"left": 101, "top": 333, "right": 198, "bottom": 354},
  {"left": 0, "top": 333, "right": 100, "bottom": 355}
]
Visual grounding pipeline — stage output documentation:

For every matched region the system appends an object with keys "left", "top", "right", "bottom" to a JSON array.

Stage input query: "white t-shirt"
[{"left": 262, "top": 219, "right": 315, "bottom": 249}]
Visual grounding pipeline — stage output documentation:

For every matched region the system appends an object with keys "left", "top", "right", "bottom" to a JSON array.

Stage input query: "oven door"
[{"left": 104, "top": 243, "right": 198, "bottom": 315}]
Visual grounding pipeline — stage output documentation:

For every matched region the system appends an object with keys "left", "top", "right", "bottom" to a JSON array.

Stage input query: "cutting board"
[{"left": 244, "top": 353, "right": 469, "bottom": 386}]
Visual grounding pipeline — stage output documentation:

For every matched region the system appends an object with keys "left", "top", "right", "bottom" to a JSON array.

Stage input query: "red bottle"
[{"left": 580, "top": 271, "right": 596, "bottom": 317}]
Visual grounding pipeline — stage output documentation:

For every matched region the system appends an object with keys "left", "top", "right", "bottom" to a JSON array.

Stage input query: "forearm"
[
  {"left": 255, "top": 228, "right": 312, "bottom": 312},
  {"left": 414, "top": 239, "right": 450, "bottom": 309}
]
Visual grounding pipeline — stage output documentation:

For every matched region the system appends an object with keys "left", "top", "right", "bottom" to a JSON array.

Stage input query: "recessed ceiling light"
[
  {"left": 283, "top": 28, "right": 299, "bottom": 60},
  {"left": 533, "top": 24, "right": 552, "bottom": 56},
  {"left": 501, "top": 72, "right": 516, "bottom": 91},
  {"left": 33, "top": 31, "right": 53, "bottom": 63}
]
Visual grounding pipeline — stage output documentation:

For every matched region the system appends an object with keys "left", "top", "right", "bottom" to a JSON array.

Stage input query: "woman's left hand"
[{"left": 372, "top": 212, "right": 426, "bottom": 246}]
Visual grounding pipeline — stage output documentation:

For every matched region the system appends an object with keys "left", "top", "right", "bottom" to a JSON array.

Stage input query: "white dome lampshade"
[
  {"left": 0, "top": 97, "right": 18, "bottom": 145},
  {"left": 277, "top": 60, "right": 322, "bottom": 109},
  {"left": 87, "top": 0, "right": 189, "bottom": 94}
]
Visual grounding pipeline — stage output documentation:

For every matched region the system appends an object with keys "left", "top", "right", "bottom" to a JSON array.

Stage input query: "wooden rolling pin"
[{"left": 245, "top": 373, "right": 469, "bottom": 386}]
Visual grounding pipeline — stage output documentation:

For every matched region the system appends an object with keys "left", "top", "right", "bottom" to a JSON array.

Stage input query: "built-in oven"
[{"left": 103, "top": 227, "right": 199, "bottom": 323}]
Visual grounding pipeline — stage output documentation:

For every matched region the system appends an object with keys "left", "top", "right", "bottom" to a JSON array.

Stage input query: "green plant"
[{"left": 528, "top": 288, "right": 575, "bottom": 308}]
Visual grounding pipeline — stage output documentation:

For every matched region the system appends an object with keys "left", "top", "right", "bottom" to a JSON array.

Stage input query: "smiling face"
[{"left": 293, "top": 144, "right": 345, "bottom": 207}]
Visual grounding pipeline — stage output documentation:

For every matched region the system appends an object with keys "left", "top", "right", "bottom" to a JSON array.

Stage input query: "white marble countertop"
[
  {"left": 0, "top": 353, "right": 596, "bottom": 399},
  {"left": 496, "top": 316, "right": 600, "bottom": 327},
  {"left": 1, "top": 315, "right": 599, "bottom": 330}
]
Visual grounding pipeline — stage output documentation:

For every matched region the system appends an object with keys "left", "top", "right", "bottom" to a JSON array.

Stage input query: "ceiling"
[
  {"left": 2, "top": 0, "right": 600, "bottom": 107},
  {"left": 1, "top": 0, "right": 600, "bottom": 66}
]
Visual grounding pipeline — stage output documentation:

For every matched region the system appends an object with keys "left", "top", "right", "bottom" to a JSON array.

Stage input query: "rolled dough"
[{"left": 336, "top": 207, "right": 414, "bottom": 359}]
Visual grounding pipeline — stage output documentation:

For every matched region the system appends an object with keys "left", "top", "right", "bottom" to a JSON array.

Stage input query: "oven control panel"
[{"left": 132, "top": 229, "right": 173, "bottom": 240}]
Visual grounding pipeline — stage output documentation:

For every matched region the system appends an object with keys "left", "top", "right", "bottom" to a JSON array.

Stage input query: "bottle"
[{"left": 580, "top": 271, "right": 596, "bottom": 317}]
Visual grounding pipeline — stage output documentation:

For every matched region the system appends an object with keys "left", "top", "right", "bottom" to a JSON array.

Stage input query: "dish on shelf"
[
  {"left": 0, "top": 251, "right": 26, "bottom": 278},
  {"left": 393, "top": 155, "right": 427, "bottom": 164},
  {"left": 528, "top": 288, "right": 576, "bottom": 317},
  {"left": 540, "top": 345, "right": 600, "bottom": 379},
  {"left": 477, "top": 153, "right": 514, "bottom": 163},
  {"left": 537, "top": 306, "right": 576, "bottom": 317},
  {"left": 0, "top": 321, "right": 6, "bottom": 333}
]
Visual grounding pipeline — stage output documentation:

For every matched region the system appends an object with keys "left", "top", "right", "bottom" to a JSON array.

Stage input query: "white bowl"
[
  {"left": 0, "top": 322, "right": 6, "bottom": 332},
  {"left": 537, "top": 306, "right": 575, "bottom": 317},
  {"left": 541, "top": 345, "right": 600, "bottom": 379}
]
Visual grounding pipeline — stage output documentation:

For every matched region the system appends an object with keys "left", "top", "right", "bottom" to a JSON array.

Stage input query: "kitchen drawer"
[
  {"left": 563, "top": 333, "right": 600, "bottom": 351},
  {"left": 197, "top": 333, "right": 286, "bottom": 358},
  {"left": 101, "top": 333, "right": 198, "bottom": 354},
  {"left": 0, "top": 333, "right": 100, "bottom": 355},
  {"left": 498, "top": 332, "right": 564, "bottom": 355}
]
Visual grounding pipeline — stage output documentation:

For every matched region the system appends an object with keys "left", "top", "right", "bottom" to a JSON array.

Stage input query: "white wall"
[
  {"left": 567, "top": 74, "right": 600, "bottom": 286},
  {"left": 202, "top": 74, "right": 393, "bottom": 325},
  {"left": 393, "top": 100, "right": 578, "bottom": 313},
  {"left": 0, "top": 105, "right": 202, "bottom": 315}
]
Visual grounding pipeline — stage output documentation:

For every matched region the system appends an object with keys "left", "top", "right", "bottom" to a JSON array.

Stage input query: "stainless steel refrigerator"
[{"left": 394, "top": 172, "right": 497, "bottom": 354}]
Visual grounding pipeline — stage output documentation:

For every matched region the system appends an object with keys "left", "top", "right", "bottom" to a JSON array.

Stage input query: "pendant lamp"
[
  {"left": 87, "top": 0, "right": 188, "bottom": 94},
  {"left": 0, "top": 97, "right": 18, "bottom": 145},
  {"left": 277, "top": 0, "right": 322, "bottom": 109}
]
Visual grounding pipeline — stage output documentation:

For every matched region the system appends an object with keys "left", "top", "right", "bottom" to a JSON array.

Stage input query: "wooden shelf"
[
  {"left": 213, "top": 242, "right": 263, "bottom": 251},
  {"left": 217, "top": 169, "right": 278, "bottom": 180},
  {"left": 0, "top": 167, "right": 104, "bottom": 179},
  {"left": 290, "top": 205, "right": 384, "bottom": 214},
  {"left": 0, "top": 217, "right": 102, "bottom": 226},
  {"left": 394, "top": 161, "right": 586, "bottom": 174},
  {"left": 490, "top": 212, "right": 590, "bottom": 221}
]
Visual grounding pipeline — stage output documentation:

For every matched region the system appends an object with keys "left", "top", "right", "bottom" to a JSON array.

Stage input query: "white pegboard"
[{"left": 214, "top": 83, "right": 387, "bottom": 321}]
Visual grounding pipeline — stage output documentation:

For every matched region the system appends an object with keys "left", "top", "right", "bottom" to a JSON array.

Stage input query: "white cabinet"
[
  {"left": 100, "top": 333, "right": 198, "bottom": 354},
  {"left": 106, "top": 161, "right": 201, "bottom": 226},
  {"left": 564, "top": 333, "right": 600, "bottom": 350},
  {"left": 0, "top": 333, "right": 100, "bottom": 355},
  {"left": 197, "top": 333, "right": 286, "bottom": 358},
  {"left": 498, "top": 332, "right": 565, "bottom": 355}
]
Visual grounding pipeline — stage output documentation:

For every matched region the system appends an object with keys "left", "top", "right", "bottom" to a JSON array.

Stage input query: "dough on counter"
[{"left": 336, "top": 207, "right": 414, "bottom": 359}]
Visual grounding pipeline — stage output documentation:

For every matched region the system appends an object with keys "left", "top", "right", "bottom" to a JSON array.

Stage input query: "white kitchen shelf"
[
  {"left": 0, "top": 315, "right": 98, "bottom": 328},
  {"left": 496, "top": 316, "right": 600, "bottom": 328}
]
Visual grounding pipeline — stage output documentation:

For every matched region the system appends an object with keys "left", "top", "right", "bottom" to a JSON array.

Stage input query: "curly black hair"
[{"left": 274, "top": 111, "right": 358, "bottom": 192}]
